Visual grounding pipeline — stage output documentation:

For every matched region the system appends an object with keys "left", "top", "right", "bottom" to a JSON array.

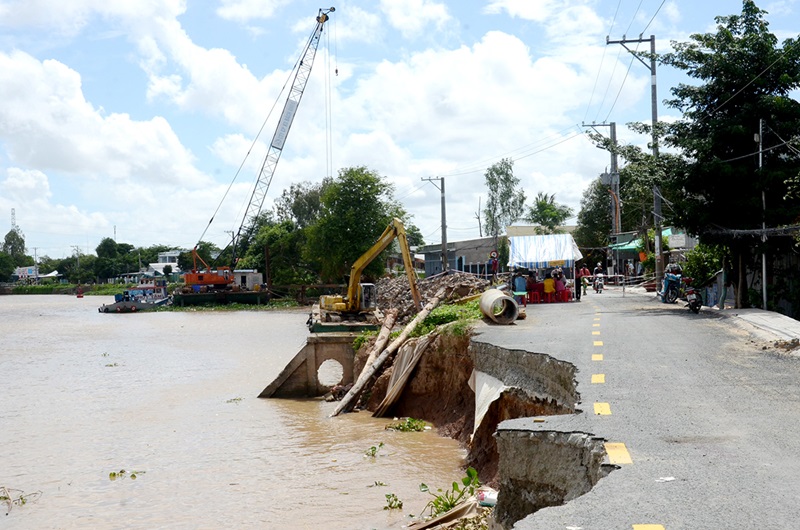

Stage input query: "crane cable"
[{"left": 194, "top": 20, "right": 320, "bottom": 248}]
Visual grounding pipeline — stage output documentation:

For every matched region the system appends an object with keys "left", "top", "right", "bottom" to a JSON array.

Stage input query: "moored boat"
[{"left": 99, "top": 279, "right": 171, "bottom": 313}]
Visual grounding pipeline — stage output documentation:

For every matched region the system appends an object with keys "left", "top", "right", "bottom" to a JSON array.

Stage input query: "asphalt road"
[{"left": 475, "top": 286, "right": 800, "bottom": 530}]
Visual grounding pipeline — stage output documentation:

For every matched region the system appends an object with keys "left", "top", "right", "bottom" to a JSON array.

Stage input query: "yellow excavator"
[{"left": 308, "top": 218, "right": 422, "bottom": 332}]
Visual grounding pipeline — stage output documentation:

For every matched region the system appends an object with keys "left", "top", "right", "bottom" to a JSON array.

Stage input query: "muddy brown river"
[{"left": 0, "top": 295, "right": 464, "bottom": 529}]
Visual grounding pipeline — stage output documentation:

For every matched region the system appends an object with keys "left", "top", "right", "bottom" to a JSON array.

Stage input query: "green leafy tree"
[
  {"left": 244, "top": 219, "right": 317, "bottom": 285},
  {"left": 405, "top": 224, "right": 425, "bottom": 248},
  {"left": 658, "top": 0, "right": 800, "bottom": 307},
  {"left": 524, "top": 192, "right": 573, "bottom": 234},
  {"left": 37, "top": 255, "right": 59, "bottom": 275},
  {"left": 0, "top": 251, "right": 14, "bottom": 281},
  {"left": 138, "top": 244, "right": 173, "bottom": 265},
  {"left": 95, "top": 238, "right": 118, "bottom": 259},
  {"left": 574, "top": 178, "right": 612, "bottom": 265},
  {"left": 177, "top": 241, "right": 220, "bottom": 272},
  {"left": 483, "top": 158, "right": 526, "bottom": 241},
  {"left": 3, "top": 228, "right": 27, "bottom": 266},
  {"left": 274, "top": 179, "right": 331, "bottom": 229},
  {"left": 306, "top": 166, "right": 407, "bottom": 282},
  {"left": 93, "top": 257, "right": 117, "bottom": 280}
]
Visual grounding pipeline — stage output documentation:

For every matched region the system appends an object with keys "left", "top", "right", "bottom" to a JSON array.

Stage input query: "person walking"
[
  {"left": 575, "top": 265, "right": 584, "bottom": 301},
  {"left": 580, "top": 264, "right": 591, "bottom": 296}
]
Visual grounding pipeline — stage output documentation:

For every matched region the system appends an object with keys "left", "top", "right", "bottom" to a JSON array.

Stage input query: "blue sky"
[{"left": 1, "top": 0, "right": 798, "bottom": 260}]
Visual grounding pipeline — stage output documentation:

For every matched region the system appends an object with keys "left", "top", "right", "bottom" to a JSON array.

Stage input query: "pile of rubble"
[{"left": 376, "top": 271, "right": 490, "bottom": 323}]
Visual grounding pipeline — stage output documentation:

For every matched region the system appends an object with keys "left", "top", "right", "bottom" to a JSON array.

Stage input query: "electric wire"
[
  {"left": 432, "top": 126, "right": 587, "bottom": 179},
  {"left": 583, "top": 0, "right": 623, "bottom": 122},
  {"left": 194, "top": 23, "right": 319, "bottom": 247},
  {"left": 641, "top": 0, "right": 668, "bottom": 34}
]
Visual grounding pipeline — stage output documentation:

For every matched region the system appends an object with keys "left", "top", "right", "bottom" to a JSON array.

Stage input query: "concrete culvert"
[{"left": 480, "top": 289, "right": 519, "bottom": 325}]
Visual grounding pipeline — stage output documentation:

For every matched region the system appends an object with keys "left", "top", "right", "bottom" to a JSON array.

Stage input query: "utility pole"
[
  {"left": 585, "top": 121, "right": 621, "bottom": 276},
  {"left": 607, "top": 34, "right": 663, "bottom": 286},
  {"left": 758, "top": 118, "right": 767, "bottom": 310},
  {"left": 584, "top": 121, "right": 621, "bottom": 232},
  {"left": 32, "top": 247, "right": 38, "bottom": 283},
  {"left": 422, "top": 176, "right": 448, "bottom": 272},
  {"left": 72, "top": 245, "right": 81, "bottom": 271},
  {"left": 475, "top": 197, "right": 482, "bottom": 238}
]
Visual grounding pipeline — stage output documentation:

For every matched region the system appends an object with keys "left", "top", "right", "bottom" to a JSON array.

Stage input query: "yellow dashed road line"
[
  {"left": 592, "top": 331, "right": 601, "bottom": 335},
  {"left": 593, "top": 340, "right": 604, "bottom": 346},
  {"left": 632, "top": 526, "right": 665, "bottom": 530},
  {"left": 592, "top": 354, "right": 603, "bottom": 361},
  {"left": 594, "top": 402, "right": 612, "bottom": 415},
  {"left": 591, "top": 374, "right": 605, "bottom": 383},
  {"left": 605, "top": 442, "right": 633, "bottom": 464}
]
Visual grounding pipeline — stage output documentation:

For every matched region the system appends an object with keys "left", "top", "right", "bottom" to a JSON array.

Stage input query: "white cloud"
[
  {"left": 379, "top": 0, "right": 452, "bottom": 39},
  {"left": 0, "top": 50, "right": 208, "bottom": 187},
  {"left": 0, "top": 0, "right": 185, "bottom": 34},
  {"left": 215, "top": 0, "right": 291, "bottom": 22}
]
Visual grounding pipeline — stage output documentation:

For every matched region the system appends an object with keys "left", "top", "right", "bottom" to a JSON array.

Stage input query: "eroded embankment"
[{"left": 357, "top": 331, "right": 615, "bottom": 528}]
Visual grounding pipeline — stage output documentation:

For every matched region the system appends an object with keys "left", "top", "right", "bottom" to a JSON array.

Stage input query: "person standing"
[
  {"left": 575, "top": 265, "right": 584, "bottom": 301},
  {"left": 580, "top": 264, "right": 591, "bottom": 295}
]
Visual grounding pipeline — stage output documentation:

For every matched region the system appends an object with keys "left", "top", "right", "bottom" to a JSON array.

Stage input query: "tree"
[
  {"left": 177, "top": 241, "right": 220, "bottom": 272},
  {"left": 274, "top": 179, "right": 332, "bottom": 229},
  {"left": 306, "top": 166, "right": 407, "bottom": 282},
  {"left": 245, "top": 219, "right": 317, "bottom": 286},
  {"left": 163, "top": 264, "right": 173, "bottom": 276},
  {"left": 574, "top": 178, "right": 612, "bottom": 266},
  {"left": 483, "top": 158, "right": 526, "bottom": 241},
  {"left": 405, "top": 224, "right": 425, "bottom": 248},
  {"left": 658, "top": 0, "right": 800, "bottom": 307},
  {"left": 3, "top": 228, "right": 27, "bottom": 266},
  {"left": 524, "top": 192, "right": 573, "bottom": 234},
  {"left": 96, "top": 238, "right": 119, "bottom": 259},
  {"left": 0, "top": 251, "right": 14, "bottom": 281}
]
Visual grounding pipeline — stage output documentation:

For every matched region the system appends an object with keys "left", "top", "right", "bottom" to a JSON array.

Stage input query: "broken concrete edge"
[
  {"left": 470, "top": 340, "right": 580, "bottom": 411},
  {"left": 492, "top": 415, "right": 618, "bottom": 529}
]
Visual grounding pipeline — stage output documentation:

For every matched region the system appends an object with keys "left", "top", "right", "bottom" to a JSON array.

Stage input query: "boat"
[
  {"left": 99, "top": 279, "right": 171, "bottom": 313},
  {"left": 171, "top": 285, "right": 270, "bottom": 307}
]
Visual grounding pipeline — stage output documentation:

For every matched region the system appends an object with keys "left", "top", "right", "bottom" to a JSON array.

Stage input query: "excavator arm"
[
  {"left": 342, "top": 218, "right": 422, "bottom": 313},
  {"left": 319, "top": 218, "right": 422, "bottom": 315}
]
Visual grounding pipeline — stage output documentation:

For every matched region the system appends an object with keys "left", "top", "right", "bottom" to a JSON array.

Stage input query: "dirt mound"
[{"left": 376, "top": 271, "right": 489, "bottom": 324}]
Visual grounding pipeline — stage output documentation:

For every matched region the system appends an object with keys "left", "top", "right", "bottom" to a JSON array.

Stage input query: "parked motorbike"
[
  {"left": 684, "top": 282, "right": 702, "bottom": 314},
  {"left": 594, "top": 273, "right": 604, "bottom": 294},
  {"left": 660, "top": 273, "right": 701, "bottom": 313}
]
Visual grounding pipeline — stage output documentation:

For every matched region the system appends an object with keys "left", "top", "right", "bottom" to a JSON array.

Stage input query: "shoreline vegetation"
[{"left": 3, "top": 283, "right": 302, "bottom": 311}]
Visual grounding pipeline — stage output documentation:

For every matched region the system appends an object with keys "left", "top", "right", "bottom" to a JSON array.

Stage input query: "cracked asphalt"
[{"left": 474, "top": 286, "right": 800, "bottom": 530}]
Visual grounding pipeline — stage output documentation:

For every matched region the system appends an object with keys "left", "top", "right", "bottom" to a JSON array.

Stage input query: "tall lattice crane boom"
[{"left": 232, "top": 7, "right": 334, "bottom": 265}]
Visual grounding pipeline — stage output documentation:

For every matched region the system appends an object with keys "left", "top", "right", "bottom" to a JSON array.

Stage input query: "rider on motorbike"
[{"left": 593, "top": 262, "right": 604, "bottom": 293}]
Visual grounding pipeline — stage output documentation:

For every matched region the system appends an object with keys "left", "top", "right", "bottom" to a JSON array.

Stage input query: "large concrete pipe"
[{"left": 479, "top": 289, "right": 519, "bottom": 325}]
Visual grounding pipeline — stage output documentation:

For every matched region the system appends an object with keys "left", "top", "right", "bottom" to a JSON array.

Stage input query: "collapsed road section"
[{"left": 260, "top": 271, "right": 618, "bottom": 528}]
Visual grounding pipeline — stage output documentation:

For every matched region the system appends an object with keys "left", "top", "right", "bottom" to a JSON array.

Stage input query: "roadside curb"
[{"left": 712, "top": 307, "right": 800, "bottom": 342}]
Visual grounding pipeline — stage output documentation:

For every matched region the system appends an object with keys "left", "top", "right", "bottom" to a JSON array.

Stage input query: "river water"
[{"left": 0, "top": 295, "right": 464, "bottom": 529}]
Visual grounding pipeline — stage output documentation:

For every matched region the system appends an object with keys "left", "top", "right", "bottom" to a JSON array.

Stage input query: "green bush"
[{"left": 411, "top": 300, "right": 481, "bottom": 337}]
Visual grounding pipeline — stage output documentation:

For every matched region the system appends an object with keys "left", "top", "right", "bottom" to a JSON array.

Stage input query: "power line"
[{"left": 641, "top": 0, "right": 668, "bottom": 34}]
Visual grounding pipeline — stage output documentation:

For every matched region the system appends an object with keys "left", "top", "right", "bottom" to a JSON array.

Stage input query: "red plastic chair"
[{"left": 528, "top": 291, "right": 541, "bottom": 304}]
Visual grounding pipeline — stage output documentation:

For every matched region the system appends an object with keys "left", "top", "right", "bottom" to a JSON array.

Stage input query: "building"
[{"left": 418, "top": 236, "right": 498, "bottom": 277}]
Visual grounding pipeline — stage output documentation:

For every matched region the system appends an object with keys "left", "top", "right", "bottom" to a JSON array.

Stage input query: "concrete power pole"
[
  {"left": 607, "top": 34, "right": 663, "bottom": 286},
  {"left": 422, "top": 176, "right": 448, "bottom": 272}
]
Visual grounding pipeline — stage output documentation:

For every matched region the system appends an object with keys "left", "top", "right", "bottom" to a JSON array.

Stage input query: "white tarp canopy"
[{"left": 508, "top": 234, "right": 583, "bottom": 269}]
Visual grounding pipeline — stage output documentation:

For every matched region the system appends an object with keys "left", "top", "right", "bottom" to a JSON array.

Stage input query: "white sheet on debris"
[{"left": 470, "top": 370, "right": 508, "bottom": 436}]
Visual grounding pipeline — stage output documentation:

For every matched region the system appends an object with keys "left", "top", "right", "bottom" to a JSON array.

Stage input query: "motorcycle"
[
  {"left": 660, "top": 273, "right": 702, "bottom": 314},
  {"left": 594, "top": 273, "right": 604, "bottom": 294},
  {"left": 684, "top": 281, "right": 702, "bottom": 314}
]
